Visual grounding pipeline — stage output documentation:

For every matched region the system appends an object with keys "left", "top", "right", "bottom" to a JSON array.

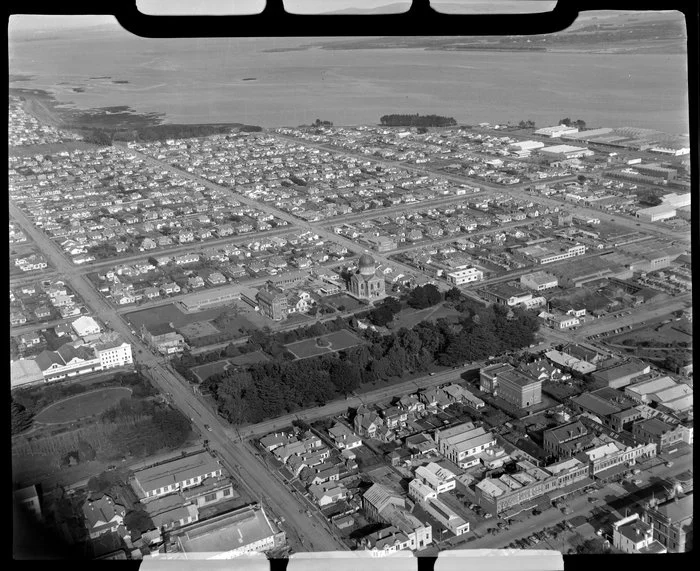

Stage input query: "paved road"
[
  {"left": 74, "top": 225, "right": 294, "bottom": 275},
  {"left": 9, "top": 199, "right": 345, "bottom": 553},
  {"left": 235, "top": 364, "right": 482, "bottom": 439},
  {"left": 273, "top": 132, "right": 689, "bottom": 247},
  {"left": 456, "top": 451, "right": 692, "bottom": 550}
]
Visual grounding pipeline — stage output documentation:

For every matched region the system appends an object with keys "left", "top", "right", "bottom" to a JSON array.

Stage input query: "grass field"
[
  {"left": 390, "top": 303, "right": 460, "bottom": 330},
  {"left": 323, "top": 293, "right": 365, "bottom": 312},
  {"left": 125, "top": 303, "right": 228, "bottom": 330},
  {"left": 285, "top": 329, "right": 363, "bottom": 359},
  {"left": 191, "top": 360, "right": 233, "bottom": 383},
  {"left": 34, "top": 387, "right": 133, "bottom": 424}
]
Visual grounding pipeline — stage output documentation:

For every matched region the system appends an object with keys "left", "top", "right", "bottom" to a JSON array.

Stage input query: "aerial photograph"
[{"left": 10, "top": 5, "right": 693, "bottom": 561}]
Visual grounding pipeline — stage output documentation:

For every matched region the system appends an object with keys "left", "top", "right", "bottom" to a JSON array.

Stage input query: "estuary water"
[{"left": 9, "top": 32, "right": 689, "bottom": 134}]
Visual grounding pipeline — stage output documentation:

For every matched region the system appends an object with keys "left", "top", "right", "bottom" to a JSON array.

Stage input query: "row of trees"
[
  {"left": 560, "top": 118, "right": 586, "bottom": 130},
  {"left": 379, "top": 114, "right": 457, "bottom": 127},
  {"left": 202, "top": 300, "right": 539, "bottom": 425}
]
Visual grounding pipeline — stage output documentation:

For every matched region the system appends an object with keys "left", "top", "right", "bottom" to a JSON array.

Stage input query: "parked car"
[
  {"left": 204, "top": 424, "right": 212, "bottom": 432},
  {"left": 666, "top": 461, "right": 674, "bottom": 467}
]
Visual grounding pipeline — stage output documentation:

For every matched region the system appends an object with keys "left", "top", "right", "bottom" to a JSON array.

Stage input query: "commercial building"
[
  {"left": 94, "top": 338, "right": 133, "bottom": 370},
  {"left": 414, "top": 462, "right": 457, "bottom": 494},
  {"left": 169, "top": 504, "right": 286, "bottom": 559},
  {"left": 590, "top": 359, "right": 650, "bottom": 389},
  {"left": 141, "top": 323, "right": 186, "bottom": 355},
  {"left": 479, "top": 283, "right": 536, "bottom": 306},
  {"left": 520, "top": 271, "right": 558, "bottom": 291},
  {"left": 71, "top": 315, "right": 101, "bottom": 338},
  {"left": 542, "top": 421, "right": 591, "bottom": 459},
  {"left": 362, "top": 483, "right": 433, "bottom": 551},
  {"left": 434, "top": 423, "right": 496, "bottom": 468},
  {"left": 423, "top": 496, "right": 470, "bottom": 536},
  {"left": 625, "top": 377, "right": 693, "bottom": 414},
  {"left": 631, "top": 418, "right": 685, "bottom": 451},
  {"left": 474, "top": 458, "right": 591, "bottom": 517},
  {"left": 445, "top": 267, "right": 483, "bottom": 286},
  {"left": 517, "top": 241, "right": 586, "bottom": 265},
  {"left": 612, "top": 513, "right": 666, "bottom": 554},
  {"left": 131, "top": 451, "right": 223, "bottom": 500},
  {"left": 641, "top": 493, "right": 693, "bottom": 553},
  {"left": 509, "top": 140, "right": 545, "bottom": 152},
  {"left": 179, "top": 285, "right": 241, "bottom": 312},
  {"left": 575, "top": 437, "right": 657, "bottom": 481},
  {"left": 34, "top": 344, "right": 102, "bottom": 382}
]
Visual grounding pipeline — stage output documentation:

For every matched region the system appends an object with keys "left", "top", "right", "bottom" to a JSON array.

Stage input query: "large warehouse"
[{"left": 539, "top": 145, "right": 594, "bottom": 159}]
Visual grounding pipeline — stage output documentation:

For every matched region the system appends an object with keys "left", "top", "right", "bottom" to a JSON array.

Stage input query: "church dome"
[{"left": 358, "top": 253, "right": 376, "bottom": 275}]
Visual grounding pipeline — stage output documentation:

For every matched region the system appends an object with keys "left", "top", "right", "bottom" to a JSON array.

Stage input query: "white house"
[{"left": 71, "top": 315, "right": 101, "bottom": 338}]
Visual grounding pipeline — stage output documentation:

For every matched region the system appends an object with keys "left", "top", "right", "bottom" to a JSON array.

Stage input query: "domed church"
[{"left": 349, "top": 254, "right": 386, "bottom": 300}]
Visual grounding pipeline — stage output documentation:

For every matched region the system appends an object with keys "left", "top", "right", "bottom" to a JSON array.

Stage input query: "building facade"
[{"left": 349, "top": 254, "right": 386, "bottom": 301}]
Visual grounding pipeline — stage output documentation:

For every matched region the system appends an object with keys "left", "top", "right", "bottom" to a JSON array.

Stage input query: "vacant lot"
[
  {"left": 606, "top": 318, "right": 692, "bottom": 348},
  {"left": 34, "top": 387, "right": 132, "bottom": 424},
  {"left": 285, "top": 329, "right": 364, "bottom": 359}
]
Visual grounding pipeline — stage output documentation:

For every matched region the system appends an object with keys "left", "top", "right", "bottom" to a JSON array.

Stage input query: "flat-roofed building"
[
  {"left": 435, "top": 423, "right": 496, "bottom": 468},
  {"left": 635, "top": 204, "right": 677, "bottom": 222},
  {"left": 170, "top": 504, "right": 285, "bottom": 559},
  {"left": 479, "top": 363, "right": 512, "bottom": 394},
  {"left": 414, "top": 462, "right": 456, "bottom": 494},
  {"left": 575, "top": 437, "right": 656, "bottom": 481},
  {"left": 520, "top": 271, "right": 558, "bottom": 291},
  {"left": 10, "top": 359, "right": 44, "bottom": 389},
  {"left": 446, "top": 267, "right": 483, "bottom": 286},
  {"left": 535, "top": 125, "right": 580, "bottom": 138},
  {"left": 612, "top": 513, "right": 667, "bottom": 554},
  {"left": 540, "top": 145, "right": 594, "bottom": 159},
  {"left": 496, "top": 368, "right": 542, "bottom": 409},
  {"left": 14, "top": 485, "right": 42, "bottom": 520},
  {"left": 632, "top": 418, "right": 685, "bottom": 451},
  {"left": 642, "top": 494, "right": 693, "bottom": 553},
  {"left": 132, "top": 451, "right": 222, "bottom": 500}
]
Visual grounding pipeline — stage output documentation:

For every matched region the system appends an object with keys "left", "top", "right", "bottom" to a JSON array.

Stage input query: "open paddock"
[
  {"left": 285, "top": 329, "right": 364, "bottom": 360},
  {"left": 34, "top": 386, "right": 133, "bottom": 424},
  {"left": 125, "top": 303, "right": 227, "bottom": 330}
]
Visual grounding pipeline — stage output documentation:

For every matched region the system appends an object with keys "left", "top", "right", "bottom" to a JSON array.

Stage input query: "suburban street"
[
  {"left": 9, "top": 199, "right": 346, "bottom": 553},
  {"left": 272, "top": 132, "right": 690, "bottom": 247}
]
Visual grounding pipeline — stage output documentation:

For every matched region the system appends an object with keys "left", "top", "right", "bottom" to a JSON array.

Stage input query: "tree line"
[
  {"left": 198, "top": 299, "right": 539, "bottom": 425},
  {"left": 379, "top": 114, "right": 457, "bottom": 127}
]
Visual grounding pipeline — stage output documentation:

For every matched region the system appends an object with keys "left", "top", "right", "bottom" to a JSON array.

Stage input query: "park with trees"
[{"left": 186, "top": 288, "right": 540, "bottom": 425}]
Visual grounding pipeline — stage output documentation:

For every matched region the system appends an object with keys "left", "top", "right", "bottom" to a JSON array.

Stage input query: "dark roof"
[
  {"left": 146, "top": 323, "right": 176, "bottom": 337},
  {"left": 545, "top": 421, "right": 588, "bottom": 444},
  {"left": 34, "top": 349, "right": 64, "bottom": 371}
]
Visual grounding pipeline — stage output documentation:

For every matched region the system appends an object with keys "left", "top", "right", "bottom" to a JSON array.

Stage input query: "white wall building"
[
  {"left": 71, "top": 316, "right": 101, "bottom": 338},
  {"left": 446, "top": 267, "right": 483, "bottom": 286}
]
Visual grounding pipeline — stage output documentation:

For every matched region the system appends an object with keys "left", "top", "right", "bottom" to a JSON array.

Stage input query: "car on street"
[
  {"left": 666, "top": 461, "right": 674, "bottom": 467},
  {"left": 204, "top": 424, "right": 212, "bottom": 432}
]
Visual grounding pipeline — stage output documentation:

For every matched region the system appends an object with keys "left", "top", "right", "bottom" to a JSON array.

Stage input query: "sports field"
[
  {"left": 34, "top": 387, "right": 133, "bottom": 424},
  {"left": 285, "top": 329, "right": 363, "bottom": 360}
]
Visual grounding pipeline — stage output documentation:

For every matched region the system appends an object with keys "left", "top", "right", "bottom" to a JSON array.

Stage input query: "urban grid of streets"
[{"left": 10, "top": 123, "right": 691, "bottom": 555}]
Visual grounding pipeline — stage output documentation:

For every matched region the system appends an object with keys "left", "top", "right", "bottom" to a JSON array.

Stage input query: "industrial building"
[
  {"left": 539, "top": 145, "right": 594, "bottom": 159},
  {"left": 519, "top": 271, "right": 559, "bottom": 291},
  {"left": 434, "top": 423, "right": 497, "bottom": 468},
  {"left": 534, "top": 125, "right": 580, "bottom": 138}
]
